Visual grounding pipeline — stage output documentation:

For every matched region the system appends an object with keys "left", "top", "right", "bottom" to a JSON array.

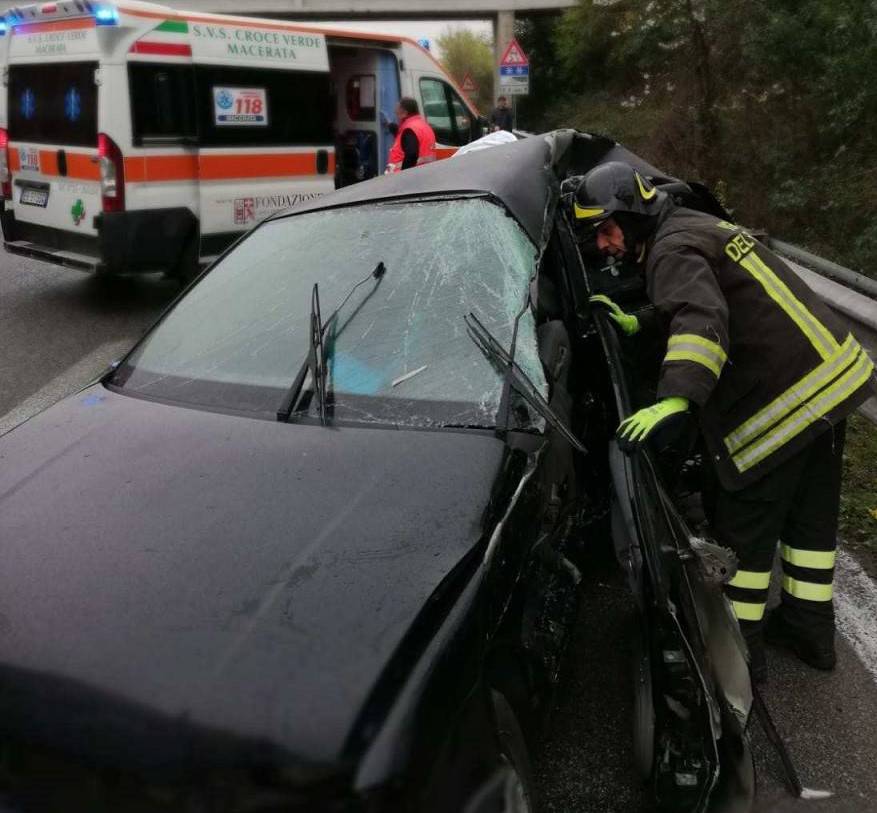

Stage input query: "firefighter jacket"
[
  {"left": 386, "top": 114, "right": 437, "bottom": 173},
  {"left": 645, "top": 206, "right": 876, "bottom": 491}
]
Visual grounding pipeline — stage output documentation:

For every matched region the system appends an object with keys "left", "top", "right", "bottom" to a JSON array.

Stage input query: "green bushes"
[{"left": 517, "top": 0, "right": 877, "bottom": 278}]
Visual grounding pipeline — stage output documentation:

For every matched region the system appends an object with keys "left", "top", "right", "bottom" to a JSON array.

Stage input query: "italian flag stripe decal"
[
  {"left": 155, "top": 19, "right": 189, "bottom": 33},
  {"left": 129, "top": 19, "right": 192, "bottom": 56},
  {"left": 130, "top": 42, "right": 192, "bottom": 56}
]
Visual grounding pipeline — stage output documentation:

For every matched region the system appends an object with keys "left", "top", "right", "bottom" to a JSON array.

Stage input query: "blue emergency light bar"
[
  {"left": 1, "top": 3, "right": 118, "bottom": 27},
  {"left": 94, "top": 6, "right": 118, "bottom": 25}
]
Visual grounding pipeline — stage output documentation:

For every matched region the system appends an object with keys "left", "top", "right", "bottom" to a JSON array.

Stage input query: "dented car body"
[{"left": 0, "top": 131, "right": 754, "bottom": 812}]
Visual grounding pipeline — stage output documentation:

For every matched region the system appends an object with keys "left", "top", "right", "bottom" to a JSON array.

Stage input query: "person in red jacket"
[{"left": 385, "top": 97, "right": 437, "bottom": 174}]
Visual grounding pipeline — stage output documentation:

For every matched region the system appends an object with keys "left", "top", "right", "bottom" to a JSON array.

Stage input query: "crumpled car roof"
[{"left": 281, "top": 130, "right": 679, "bottom": 256}]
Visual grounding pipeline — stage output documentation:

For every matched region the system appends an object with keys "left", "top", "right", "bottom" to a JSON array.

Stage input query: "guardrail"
[
  {"left": 771, "top": 239, "right": 877, "bottom": 425},
  {"left": 769, "top": 238, "right": 877, "bottom": 301}
]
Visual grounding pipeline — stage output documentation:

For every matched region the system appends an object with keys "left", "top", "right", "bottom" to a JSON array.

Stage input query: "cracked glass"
[{"left": 114, "top": 198, "right": 547, "bottom": 428}]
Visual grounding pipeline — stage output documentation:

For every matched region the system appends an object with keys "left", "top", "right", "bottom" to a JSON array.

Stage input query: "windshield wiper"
[
  {"left": 464, "top": 312, "right": 587, "bottom": 454},
  {"left": 277, "top": 262, "right": 387, "bottom": 424}
]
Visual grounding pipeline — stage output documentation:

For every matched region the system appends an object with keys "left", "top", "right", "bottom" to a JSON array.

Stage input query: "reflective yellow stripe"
[
  {"left": 725, "top": 335, "right": 860, "bottom": 455},
  {"left": 781, "top": 544, "right": 836, "bottom": 570},
  {"left": 738, "top": 252, "right": 839, "bottom": 361},
  {"left": 732, "top": 350, "right": 874, "bottom": 473},
  {"left": 729, "top": 570, "right": 772, "bottom": 590},
  {"left": 783, "top": 576, "right": 833, "bottom": 602},
  {"left": 731, "top": 600, "right": 766, "bottom": 621},
  {"left": 668, "top": 333, "right": 728, "bottom": 363},
  {"left": 665, "top": 335, "right": 726, "bottom": 378},
  {"left": 664, "top": 349, "right": 723, "bottom": 377}
]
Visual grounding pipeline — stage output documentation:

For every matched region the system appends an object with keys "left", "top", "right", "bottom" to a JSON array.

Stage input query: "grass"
[{"left": 839, "top": 413, "right": 877, "bottom": 567}]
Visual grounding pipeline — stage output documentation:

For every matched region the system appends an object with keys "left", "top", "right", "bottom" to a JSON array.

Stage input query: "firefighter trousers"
[{"left": 704, "top": 421, "right": 846, "bottom": 644}]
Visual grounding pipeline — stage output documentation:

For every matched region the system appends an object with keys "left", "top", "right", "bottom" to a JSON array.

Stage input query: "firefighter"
[
  {"left": 575, "top": 161, "right": 876, "bottom": 681},
  {"left": 385, "top": 97, "right": 437, "bottom": 174}
]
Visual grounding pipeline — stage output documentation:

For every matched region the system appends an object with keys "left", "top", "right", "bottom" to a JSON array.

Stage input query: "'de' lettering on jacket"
[{"left": 646, "top": 207, "right": 876, "bottom": 490}]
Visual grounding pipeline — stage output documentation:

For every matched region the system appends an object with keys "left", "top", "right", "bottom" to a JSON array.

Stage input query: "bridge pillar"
[{"left": 493, "top": 10, "right": 515, "bottom": 111}]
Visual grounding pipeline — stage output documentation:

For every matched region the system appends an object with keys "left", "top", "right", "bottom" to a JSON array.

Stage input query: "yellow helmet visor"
[{"left": 573, "top": 203, "right": 607, "bottom": 221}]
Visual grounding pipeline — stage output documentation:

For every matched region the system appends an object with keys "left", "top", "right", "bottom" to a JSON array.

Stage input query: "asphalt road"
[
  {"left": 2, "top": 252, "right": 876, "bottom": 812},
  {"left": 0, "top": 255, "right": 179, "bottom": 429}
]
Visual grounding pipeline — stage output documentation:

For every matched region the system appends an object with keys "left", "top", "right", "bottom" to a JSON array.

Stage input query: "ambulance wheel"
[{"left": 175, "top": 233, "right": 201, "bottom": 286}]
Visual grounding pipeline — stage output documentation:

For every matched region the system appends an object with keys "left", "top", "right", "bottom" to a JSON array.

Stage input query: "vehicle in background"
[{"left": 0, "top": 1, "right": 481, "bottom": 281}]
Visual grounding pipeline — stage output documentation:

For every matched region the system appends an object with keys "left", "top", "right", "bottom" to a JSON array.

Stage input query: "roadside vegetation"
[
  {"left": 840, "top": 414, "right": 877, "bottom": 571},
  {"left": 515, "top": 0, "right": 877, "bottom": 279},
  {"left": 435, "top": 28, "right": 495, "bottom": 120}
]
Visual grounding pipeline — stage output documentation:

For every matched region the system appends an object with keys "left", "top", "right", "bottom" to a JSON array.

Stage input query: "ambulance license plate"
[{"left": 19, "top": 186, "right": 49, "bottom": 207}]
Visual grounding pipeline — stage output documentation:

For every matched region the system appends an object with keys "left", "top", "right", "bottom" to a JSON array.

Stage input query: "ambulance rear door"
[
  {"left": 6, "top": 19, "right": 103, "bottom": 264},
  {"left": 329, "top": 42, "right": 400, "bottom": 181},
  {"left": 189, "top": 20, "right": 334, "bottom": 259}
]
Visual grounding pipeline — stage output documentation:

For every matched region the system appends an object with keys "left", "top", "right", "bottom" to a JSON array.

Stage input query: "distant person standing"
[
  {"left": 490, "top": 96, "right": 514, "bottom": 132},
  {"left": 385, "top": 97, "right": 437, "bottom": 174}
]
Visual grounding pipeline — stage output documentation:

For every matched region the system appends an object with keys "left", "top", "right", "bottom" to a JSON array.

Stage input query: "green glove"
[
  {"left": 589, "top": 294, "right": 640, "bottom": 336},
  {"left": 616, "top": 397, "right": 690, "bottom": 454}
]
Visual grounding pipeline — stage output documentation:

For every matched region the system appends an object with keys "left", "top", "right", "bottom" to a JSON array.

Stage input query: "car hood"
[{"left": 0, "top": 386, "right": 506, "bottom": 772}]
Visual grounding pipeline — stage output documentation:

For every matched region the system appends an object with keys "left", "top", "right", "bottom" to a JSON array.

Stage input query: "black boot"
[
  {"left": 765, "top": 609, "right": 836, "bottom": 671},
  {"left": 740, "top": 621, "right": 767, "bottom": 684}
]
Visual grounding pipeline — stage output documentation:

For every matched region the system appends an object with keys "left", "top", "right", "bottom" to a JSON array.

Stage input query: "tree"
[
  {"left": 436, "top": 27, "right": 494, "bottom": 114},
  {"left": 515, "top": 15, "right": 563, "bottom": 130},
  {"left": 536, "top": 0, "right": 877, "bottom": 277}
]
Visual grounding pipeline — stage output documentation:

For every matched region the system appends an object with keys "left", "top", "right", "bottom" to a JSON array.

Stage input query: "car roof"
[{"left": 279, "top": 130, "right": 678, "bottom": 252}]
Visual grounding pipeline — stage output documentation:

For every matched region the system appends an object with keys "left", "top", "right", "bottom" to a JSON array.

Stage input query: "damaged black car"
[{"left": 0, "top": 131, "right": 755, "bottom": 812}]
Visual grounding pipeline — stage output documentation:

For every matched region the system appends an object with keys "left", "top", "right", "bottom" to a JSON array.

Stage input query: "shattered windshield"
[{"left": 113, "top": 198, "right": 547, "bottom": 428}]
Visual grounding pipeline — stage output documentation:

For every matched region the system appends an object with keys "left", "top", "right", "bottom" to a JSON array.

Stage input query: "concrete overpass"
[
  {"left": 0, "top": 0, "right": 574, "bottom": 99},
  {"left": 162, "top": 0, "right": 577, "bottom": 101},
  {"left": 184, "top": 1, "right": 576, "bottom": 19}
]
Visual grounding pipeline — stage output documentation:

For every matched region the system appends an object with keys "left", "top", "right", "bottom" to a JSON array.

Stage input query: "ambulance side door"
[{"left": 194, "top": 62, "right": 334, "bottom": 260}]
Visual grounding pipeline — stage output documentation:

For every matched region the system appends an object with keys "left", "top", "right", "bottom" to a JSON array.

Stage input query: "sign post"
[
  {"left": 498, "top": 37, "right": 529, "bottom": 97},
  {"left": 498, "top": 37, "right": 529, "bottom": 129},
  {"left": 461, "top": 72, "right": 478, "bottom": 104}
]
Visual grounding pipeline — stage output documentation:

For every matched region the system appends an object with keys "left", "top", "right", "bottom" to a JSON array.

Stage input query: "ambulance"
[{"left": 0, "top": 1, "right": 482, "bottom": 279}]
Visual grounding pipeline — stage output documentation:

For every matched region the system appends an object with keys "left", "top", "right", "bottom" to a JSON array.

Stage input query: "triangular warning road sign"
[
  {"left": 461, "top": 72, "right": 478, "bottom": 93},
  {"left": 499, "top": 38, "right": 528, "bottom": 67}
]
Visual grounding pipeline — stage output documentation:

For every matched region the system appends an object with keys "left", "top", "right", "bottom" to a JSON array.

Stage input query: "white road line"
[
  {"left": 0, "top": 339, "right": 132, "bottom": 437},
  {"left": 835, "top": 549, "right": 877, "bottom": 684}
]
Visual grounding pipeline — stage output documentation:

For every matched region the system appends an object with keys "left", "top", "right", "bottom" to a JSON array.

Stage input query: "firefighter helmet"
[{"left": 573, "top": 161, "right": 667, "bottom": 224}]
